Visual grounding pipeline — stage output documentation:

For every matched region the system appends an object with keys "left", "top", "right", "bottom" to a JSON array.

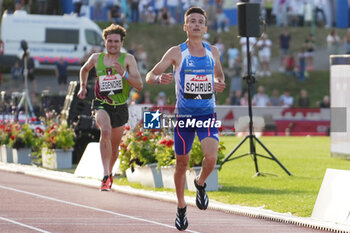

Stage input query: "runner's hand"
[
  {"left": 158, "top": 73, "right": 173, "bottom": 84},
  {"left": 77, "top": 88, "right": 87, "bottom": 99},
  {"left": 112, "top": 62, "right": 125, "bottom": 76},
  {"left": 214, "top": 79, "right": 225, "bottom": 93}
]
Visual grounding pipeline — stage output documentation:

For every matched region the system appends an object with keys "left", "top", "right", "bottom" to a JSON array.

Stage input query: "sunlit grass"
[{"left": 116, "top": 136, "right": 350, "bottom": 217}]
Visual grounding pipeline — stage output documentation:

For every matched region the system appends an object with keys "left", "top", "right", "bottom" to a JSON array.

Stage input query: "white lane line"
[
  {"left": 0, "top": 216, "right": 52, "bottom": 233},
  {"left": 0, "top": 184, "right": 200, "bottom": 233}
]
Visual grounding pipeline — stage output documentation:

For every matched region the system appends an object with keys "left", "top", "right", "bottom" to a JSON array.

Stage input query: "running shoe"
[
  {"left": 194, "top": 179, "right": 208, "bottom": 210},
  {"left": 109, "top": 174, "right": 113, "bottom": 189},
  {"left": 175, "top": 206, "right": 188, "bottom": 231},
  {"left": 100, "top": 175, "right": 111, "bottom": 191}
]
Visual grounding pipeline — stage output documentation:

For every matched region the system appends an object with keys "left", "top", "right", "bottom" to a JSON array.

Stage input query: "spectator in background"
[
  {"left": 284, "top": 52, "right": 295, "bottom": 76},
  {"left": 297, "top": 46, "right": 306, "bottom": 82},
  {"left": 80, "top": 0, "right": 90, "bottom": 18},
  {"left": 167, "top": 0, "right": 179, "bottom": 23},
  {"left": 158, "top": 6, "right": 173, "bottom": 25},
  {"left": 298, "top": 89, "right": 310, "bottom": 107},
  {"left": 156, "top": 91, "right": 166, "bottom": 106},
  {"left": 14, "top": 1, "right": 23, "bottom": 11},
  {"left": 227, "top": 42, "right": 239, "bottom": 69},
  {"left": 94, "top": 0, "right": 103, "bottom": 21},
  {"left": 205, "top": 0, "right": 217, "bottom": 28},
  {"left": 230, "top": 57, "right": 242, "bottom": 93},
  {"left": 215, "top": 0, "right": 229, "bottom": 33},
  {"left": 327, "top": 29, "right": 341, "bottom": 55},
  {"left": 319, "top": 95, "right": 330, "bottom": 108},
  {"left": 213, "top": 36, "right": 225, "bottom": 63},
  {"left": 73, "top": 0, "right": 82, "bottom": 15},
  {"left": 304, "top": 33, "right": 315, "bottom": 71},
  {"left": 304, "top": 0, "right": 313, "bottom": 27},
  {"left": 230, "top": 90, "right": 242, "bottom": 106},
  {"left": 240, "top": 91, "right": 249, "bottom": 106},
  {"left": 203, "top": 33, "right": 210, "bottom": 44},
  {"left": 144, "top": 6, "right": 156, "bottom": 23},
  {"left": 130, "top": 0, "right": 140, "bottom": 23},
  {"left": 154, "top": 0, "right": 165, "bottom": 20},
  {"left": 135, "top": 44, "right": 148, "bottom": 75},
  {"left": 242, "top": 52, "right": 259, "bottom": 77},
  {"left": 274, "top": 0, "right": 288, "bottom": 27},
  {"left": 270, "top": 89, "right": 280, "bottom": 106},
  {"left": 240, "top": 37, "right": 257, "bottom": 60},
  {"left": 139, "top": 90, "right": 153, "bottom": 104},
  {"left": 286, "top": 1, "right": 297, "bottom": 26},
  {"left": 55, "top": 57, "right": 68, "bottom": 95},
  {"left": 127, "top": 42, "right": 137, "bottom": 56},
  {"left": 252, "top": 85, "right": 270, "bottom": 107},
  {"left": 108, "top": 2, "right": 126, "bottom": 27},
  {"left": 279, "top": 27, "right": 291, "bottom": 72},
  {"left": 11, "top": 60, "right": 22, "bottom": 91},
  {"left": 344, "top": 29, "right": 350, "bottom": 54},
  {"left": 264, "top": 0, "right": 274, "bottom": 25},
  {"left": 257, "top": 33, "right": 272, "bottom": 77},
  {"left": 280, "top": 90, "right": 294, "bottom": 107}
]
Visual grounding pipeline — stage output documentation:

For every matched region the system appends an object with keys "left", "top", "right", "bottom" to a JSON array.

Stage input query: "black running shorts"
[{"left": 92, "top": 99, "right": 129, "bottom": 128}]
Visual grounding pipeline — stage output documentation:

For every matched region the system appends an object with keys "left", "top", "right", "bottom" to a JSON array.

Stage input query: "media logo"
[{"left": 143, "top": 110, "right": 162, "bottom": 129}]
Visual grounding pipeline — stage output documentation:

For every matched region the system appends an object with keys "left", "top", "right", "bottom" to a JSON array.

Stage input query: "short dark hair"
[
  {"left": 184, "top": 7, "right": 207, "bottom": 25},
  {"left": 103, "top": 24, "right": 127, "bottom": 42}
]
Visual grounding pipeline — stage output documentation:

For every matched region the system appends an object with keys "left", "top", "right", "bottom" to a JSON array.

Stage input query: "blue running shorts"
[{"left": 174, "top": 113, "right": 219, "bottom": 155}]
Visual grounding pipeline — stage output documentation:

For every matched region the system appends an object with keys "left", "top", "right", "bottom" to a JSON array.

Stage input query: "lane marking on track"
[
  {"left": 0, "top": 216, "right": 52, "bottom": 233},
  {"left": 0, "top": 184, "right": 200, "bottom": 233}
]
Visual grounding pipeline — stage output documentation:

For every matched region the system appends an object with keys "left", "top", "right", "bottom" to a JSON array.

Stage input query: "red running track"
[{"left": 0, "top": 170, "right": 330, "bottom": 233}]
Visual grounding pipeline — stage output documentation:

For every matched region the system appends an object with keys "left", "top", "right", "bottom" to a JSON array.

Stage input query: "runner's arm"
[
  {"left": 146, "top": 46, "right": 179, "bottom": 85},
  {"left": 211, "top": 46, "right": 226, "bottom": 93},
  {"left": 123, "top": 54, "right": 143, "bottom": 92},
  {"left": 77, "top": 53, "right": 98, "bottom": 99}
]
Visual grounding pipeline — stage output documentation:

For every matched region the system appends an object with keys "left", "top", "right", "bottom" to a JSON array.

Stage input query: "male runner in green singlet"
[{"left": 77, "top": 24, "right": 143, "bottom": 191}]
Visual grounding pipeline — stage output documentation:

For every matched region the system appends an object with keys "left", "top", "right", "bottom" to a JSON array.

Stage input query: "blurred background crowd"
[{"left": 0, "top": 0, "right": 348, "bottom": 114}]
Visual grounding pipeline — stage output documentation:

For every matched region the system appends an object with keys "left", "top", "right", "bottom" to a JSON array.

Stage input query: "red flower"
[
  {"left": 142, "top": 136, "right": 148, "bottom": 141},
  {"left": 160, "top": 139, "right": 167, "bottom": 145},
  {"left": 218, "top": 147, "right": 221, "bottom": 151},
  {"left": 35, "top": 127, "right": 44, "bottom": 135},
  {"left": 125, "top": 125, "right": 130, "bottom": 131},
  {"left": 136, "top": 131, "right": 143, "bottom": 137},
  {"left": 166, "top": 139, "right": 174, "bottom": 148},
  {"left": 218, "top": 126, "right": 223, "bottom": 132},
  {"left": 48, "top": 125, "right": 56, "bottom": 134},
  {"left": 11, "top": 135, "right": 15, "bottom": 140},
  {"left": 231, "top": 127, "right": 235, "bottom": 132}
]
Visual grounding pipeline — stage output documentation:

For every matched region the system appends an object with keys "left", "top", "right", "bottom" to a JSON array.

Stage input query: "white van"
[{"left": 0, "top": 10, "right": 103, "bottom": 69}]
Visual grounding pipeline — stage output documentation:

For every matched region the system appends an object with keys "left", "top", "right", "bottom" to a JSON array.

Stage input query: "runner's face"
[
  {"left": 184, "top": 13, "right": 207, "bottom": 37},
  {"left": 105, "top": 33, "right": 123, "bottom": 55}
]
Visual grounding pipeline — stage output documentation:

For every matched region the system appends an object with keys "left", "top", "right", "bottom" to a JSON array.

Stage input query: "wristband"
[
  {"left": 155, "top": 75, "right": 160, "bottom": 84},
  {"left": 122, "top": 70, "right": 128, "bottom": 79}
]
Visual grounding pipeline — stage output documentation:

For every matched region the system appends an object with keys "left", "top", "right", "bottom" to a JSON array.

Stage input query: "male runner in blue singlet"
[{"left": 146, "top": 7, "right": 225, "bottom": 231}]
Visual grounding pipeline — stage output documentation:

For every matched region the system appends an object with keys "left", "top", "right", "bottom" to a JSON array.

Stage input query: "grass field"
[{"left": 116, "top": 136, "right": 350, "bottom": 217}]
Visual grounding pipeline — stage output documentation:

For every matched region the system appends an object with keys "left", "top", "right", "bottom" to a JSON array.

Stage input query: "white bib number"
[
  {"left": 184, "top": 74, "right": 213, "bottom": 99},
  {"left": 99, "top": 74, "right": 123, "bottom": 95}
]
